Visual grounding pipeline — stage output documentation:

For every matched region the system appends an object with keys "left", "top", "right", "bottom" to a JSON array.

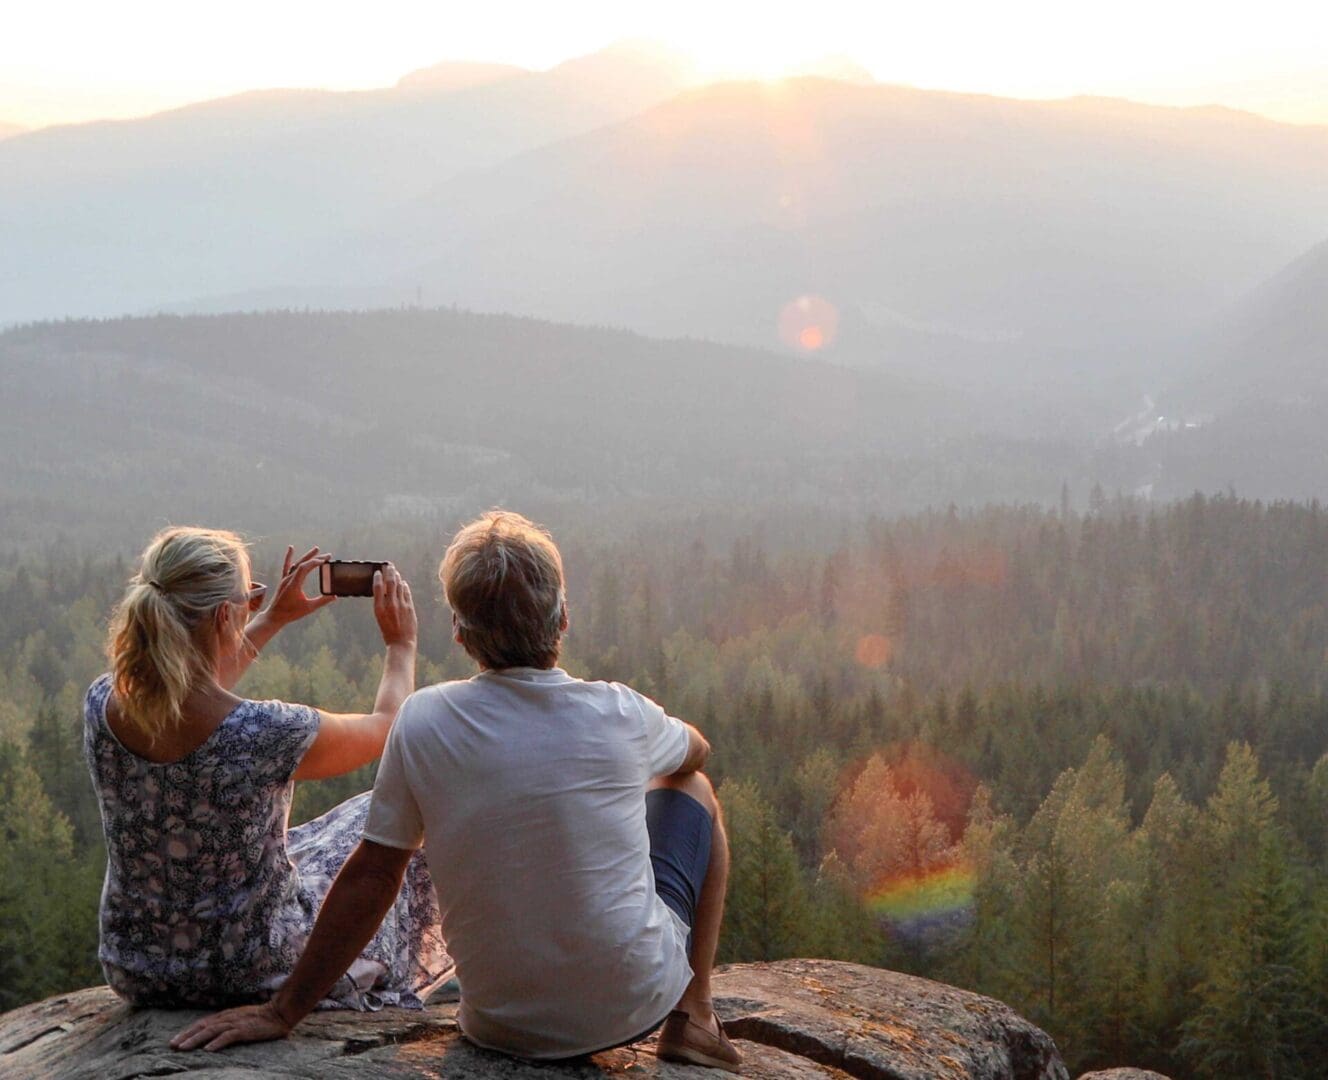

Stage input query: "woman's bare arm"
[{"left": 293, "top": 565, "right": 417, "bottom": 781}]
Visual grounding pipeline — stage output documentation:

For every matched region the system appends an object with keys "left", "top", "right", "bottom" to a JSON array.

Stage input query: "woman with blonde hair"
[{"left": 84, "top": 526, "right": 451, "bottom": 1009}]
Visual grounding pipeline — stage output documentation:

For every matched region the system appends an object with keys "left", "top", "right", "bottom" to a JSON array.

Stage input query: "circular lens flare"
[
  {"left": 778, "top": 295, "right": 839, "bottom": 352},
  {"left": 855, "top": 633, "right": 893, "bottom": 668},
  {"left": 828, "top": 744, "right": 981, "bottom": 949}
]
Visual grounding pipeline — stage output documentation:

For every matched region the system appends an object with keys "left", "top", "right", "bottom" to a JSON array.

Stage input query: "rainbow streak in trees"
[{"left": 866, "top": 861, "right": 977, "bottom": 941}]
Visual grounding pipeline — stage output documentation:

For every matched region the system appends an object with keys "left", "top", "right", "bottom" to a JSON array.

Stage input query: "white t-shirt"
[{"left": 362, "top": 666, "right": 694, "bottom": 1059}]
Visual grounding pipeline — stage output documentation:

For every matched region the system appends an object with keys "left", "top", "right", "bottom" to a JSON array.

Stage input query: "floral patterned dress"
[{"left": 83, "top": 673, "right": 453, "bottom": 1010}]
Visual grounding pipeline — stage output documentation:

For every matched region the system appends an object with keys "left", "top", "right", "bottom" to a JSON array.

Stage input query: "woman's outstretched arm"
[{"left": 293, "top": 563, "right": 417, "bottom": 781}]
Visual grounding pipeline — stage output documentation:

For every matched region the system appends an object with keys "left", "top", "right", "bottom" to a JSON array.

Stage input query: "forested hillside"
[
  {"left": 0, "top": 309, "right": 1113, "bottom": 549},
  {"left": 4, "top": 495, "right": 1328, "bottom": 1076},
  {"left": 20, "top": 306, "right": 1328, "bottom": 559}
]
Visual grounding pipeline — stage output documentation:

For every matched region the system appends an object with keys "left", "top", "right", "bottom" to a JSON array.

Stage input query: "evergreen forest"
[{"left": 4, "top": 495, "right": 1328, "bottom": 1077}]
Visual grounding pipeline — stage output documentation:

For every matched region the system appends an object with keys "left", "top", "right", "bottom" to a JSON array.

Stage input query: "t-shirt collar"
[{"left": 478, "top": 666, "right": 573, "bottom": 684}]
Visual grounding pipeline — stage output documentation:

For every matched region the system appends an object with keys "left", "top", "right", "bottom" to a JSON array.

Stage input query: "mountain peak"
[
  {"left": 394, "top": 60, "right": 527, "bottom": 93},
  {"left": 550, "top": 38, "right": 699, "bottom": 84},
  {"left": 792, "top": 55, "right": 876, "bottom": 85}
]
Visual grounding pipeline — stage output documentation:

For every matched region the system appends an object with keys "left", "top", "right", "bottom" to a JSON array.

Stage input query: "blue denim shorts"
[
  {"left": 567, "top": 787, "right": 714, "bottom": 1058},
  {"left": 646, "top": 787, "right": 713, "bottom": 941}
]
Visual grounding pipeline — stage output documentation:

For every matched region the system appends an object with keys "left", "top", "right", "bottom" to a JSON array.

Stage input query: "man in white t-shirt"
[{"left": 174, "top": 511, "right": 741, "bottom": 1071}]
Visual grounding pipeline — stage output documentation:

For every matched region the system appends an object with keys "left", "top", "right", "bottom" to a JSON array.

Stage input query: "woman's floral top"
[{"left": 83, "top": 673, "right": 452, "bottom": 1010}]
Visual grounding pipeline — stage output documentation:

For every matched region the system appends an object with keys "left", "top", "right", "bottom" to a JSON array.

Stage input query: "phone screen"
[{"left": 319, "top": 561, "right": 384, "bottom": 597}]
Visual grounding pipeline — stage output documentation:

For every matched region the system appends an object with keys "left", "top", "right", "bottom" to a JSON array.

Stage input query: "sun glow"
[
  {"left": 684, "top": 37, "right": 813, "bottom": 82},
  {"left": 4, "top": 2, "right": 1327, "bottom": 128},
  {"left": 778, "top": 296, "right": 839, "bottom": 353}
]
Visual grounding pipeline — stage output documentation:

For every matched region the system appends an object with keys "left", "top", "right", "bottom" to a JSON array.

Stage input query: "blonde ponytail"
[{"left": 108, "top": 527, "right": 250, "bottom": 743}]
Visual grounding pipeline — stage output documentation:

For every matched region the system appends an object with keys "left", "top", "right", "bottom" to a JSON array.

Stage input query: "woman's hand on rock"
[
  {"left": 170, "top": 1000, "right": 292, "bottom": 1052},
  {"left": 374, "top": 562, "right": 417, "bottom": 648}
]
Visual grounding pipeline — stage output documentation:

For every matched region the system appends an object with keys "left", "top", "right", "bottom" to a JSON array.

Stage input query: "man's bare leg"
[{"left": 649, "top": 771, "right": 730, "bottom": 1035}]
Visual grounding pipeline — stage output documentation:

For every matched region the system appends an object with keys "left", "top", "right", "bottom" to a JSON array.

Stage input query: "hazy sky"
[{"left": 3, "top": 0, "right": 1325, "bottom": 129}]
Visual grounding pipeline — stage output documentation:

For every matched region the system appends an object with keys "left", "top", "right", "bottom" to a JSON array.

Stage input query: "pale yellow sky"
[{"left": 2, "top": 0, "right": 1325, "bottom": 129}]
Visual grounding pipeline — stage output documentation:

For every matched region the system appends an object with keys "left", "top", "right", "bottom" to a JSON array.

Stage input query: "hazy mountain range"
[
  {"left": 1138, "top": 237, "right": 1328, "bottom": 500},
  {"left": 325, "top": 84, "right": 1326, "bottom": 350},
  {"left": 1175, "top": 237, "right": 1328, "bottom": 413},
  {"left": 4, "top": 43, "right": 1326, "bottom": 423},
  {"left": 0, "top": 121, "right": 24, "bottom": 141},
  {"left": 4, "top": 43, "right": 1328, "bottom": 513},
  {"left": 0, "top": 42, "right": 694, "bottom": 326}
]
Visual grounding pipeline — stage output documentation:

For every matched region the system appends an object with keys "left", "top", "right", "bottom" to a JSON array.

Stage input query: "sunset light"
[
  {"left": 6, "top": 3, "right": 1328, "bottom": 1074},
  {"left": 3, "top": 1, "right": 1326, "bottom": 127}
]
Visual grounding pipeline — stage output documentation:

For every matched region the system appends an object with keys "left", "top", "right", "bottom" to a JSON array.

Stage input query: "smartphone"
[{"left": 318, "top": 560, "right": 387, "bottom": 597}]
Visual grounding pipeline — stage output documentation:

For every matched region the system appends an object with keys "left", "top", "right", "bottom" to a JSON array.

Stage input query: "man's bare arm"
[
  {"left": 672, "top": 723, "right": 711, "bottom": 775},
  {"left": 171, "top": 840, "right": 413, "bottom": 1052}
]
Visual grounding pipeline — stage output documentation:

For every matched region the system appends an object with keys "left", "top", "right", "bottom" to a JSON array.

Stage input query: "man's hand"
[
  {"left": 170, "top": 840, "right": 411, "bottom": 1055},
  {"left": 171, "top": 1000, "right": 293, "bottom": 1053},
  {"left": 673, "top": 724, "right": 711, "bottom": 775}
]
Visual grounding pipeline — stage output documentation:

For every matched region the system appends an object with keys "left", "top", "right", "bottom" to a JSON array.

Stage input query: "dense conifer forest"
[{"left": 4, "top": 494, "right": 1328, "bottom": 1076}]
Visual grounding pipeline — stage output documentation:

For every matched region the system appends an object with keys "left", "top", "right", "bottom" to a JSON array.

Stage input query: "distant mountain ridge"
[
  {"left": 394, "top": 60, "right": 528, "bottom": 93},
  {"left": 1189, "top": 236, "right": 1328, "bottom": 409},
  {"left": 5, "top": 48, "right": 1328, "bottom": 432},
  {"left": 1122, "top": 236, "right": 1328, "bottom": 501},
  {"left": 0, "top": 307, "right": 974, "bottom": 547},
  {"left": 0, "top": 42, "right": 695, "bottom": 325},
  {"left": 0, "top": 121, "right": 24, "bottom": 140},
  {"left": 271, "top": 77, "right": 1328, "bottom": 413}
]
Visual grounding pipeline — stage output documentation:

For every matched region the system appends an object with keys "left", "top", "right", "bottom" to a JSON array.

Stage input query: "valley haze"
[{"left": 3, "top": 42, "right": 1327, "bottom": 541}]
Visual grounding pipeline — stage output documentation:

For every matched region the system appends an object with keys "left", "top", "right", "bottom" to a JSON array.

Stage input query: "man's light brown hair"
[{"left": 440, "top": 511, "right": 566, "bottom": 670}]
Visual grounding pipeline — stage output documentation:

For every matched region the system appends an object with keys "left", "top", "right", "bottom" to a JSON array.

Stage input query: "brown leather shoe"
[{"left": 656, "top": 1009, "right": 743, "bottom": 1072}]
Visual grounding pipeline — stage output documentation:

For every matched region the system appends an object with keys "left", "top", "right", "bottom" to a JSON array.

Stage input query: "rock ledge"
[{"left": 0, "top": 959, "right": 1097, "bottom": 1080}]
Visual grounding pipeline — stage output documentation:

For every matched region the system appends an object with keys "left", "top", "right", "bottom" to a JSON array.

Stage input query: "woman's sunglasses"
[{"left": 244, "top": 582, "right": 267, "bottom": 612}]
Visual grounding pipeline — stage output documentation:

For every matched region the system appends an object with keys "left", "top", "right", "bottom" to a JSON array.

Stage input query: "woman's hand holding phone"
[
  {"left": 234, "top": 546, "right": 335, "bottom": 669},
  {"left": 373, "top": 563, "right": 417, "bottom": 648},
  {"left": 266, "top": 546, "right": 337, "bottom": 627}
]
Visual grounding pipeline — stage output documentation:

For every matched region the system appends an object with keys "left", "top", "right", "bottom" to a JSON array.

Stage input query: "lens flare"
[
  {"left": 866, "top": 860, "right": 977, "bottom": 940},
  {"left": 778, "top": 295, "right": 839, "bottom": 352},
  {"left": 854, "top": 633, "right": 893, "bottom": 668}
]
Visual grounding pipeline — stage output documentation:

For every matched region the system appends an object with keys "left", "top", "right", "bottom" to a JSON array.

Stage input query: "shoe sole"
[{"left": 657, "top": 1043, "right": 743, "bottom": 1073}]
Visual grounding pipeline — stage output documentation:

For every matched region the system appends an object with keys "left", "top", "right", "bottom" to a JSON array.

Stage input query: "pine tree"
[
  {"left": 718, "top": 779, "right": 809, "bottom": 962},
  {"left": 1298, "top": 882, "right": 1328, "bottom": 1068},
  {"left": 823, "top": 754, "right": 953, "bottom": 893},
  {"left": 935, "top": 785, "right": 1019, "bottom": 1003},
  {"left": 1134, "top": 772, "right": 1204, "bottom": 1073},
  {"left": 1014, "top": 738, "right": 1137, "bottom": 1069},
  {"left": 806, "top": 851, "right": 879, "bottom": 962},
  {"left": 790, "top": 747, "right": 839, "bottom": 869},
  {"left": 0, "top": 753, "right": 98, "bottom": 1010},
  {"left": 1179, "top": 840, "right": 1312, "bottom": 1078}
]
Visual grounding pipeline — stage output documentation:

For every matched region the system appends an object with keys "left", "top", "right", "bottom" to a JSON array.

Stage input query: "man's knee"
[{"left": 650, "top": 770, "right": 718, "bottom": 819}]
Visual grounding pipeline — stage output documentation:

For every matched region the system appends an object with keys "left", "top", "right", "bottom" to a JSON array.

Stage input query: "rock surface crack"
[
  {"left": 724, "top": 1014, "right": 906, "bottom": 1080},
  {"left": 338, "top": 1020, "right": 447, "bottom": 1057}
]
